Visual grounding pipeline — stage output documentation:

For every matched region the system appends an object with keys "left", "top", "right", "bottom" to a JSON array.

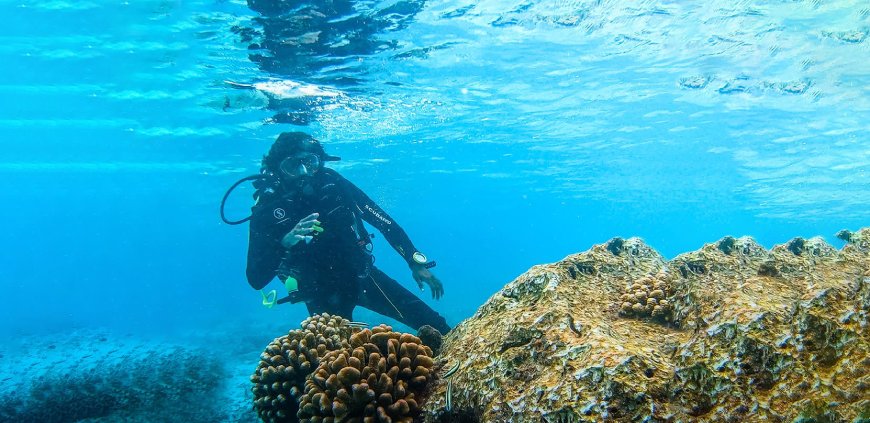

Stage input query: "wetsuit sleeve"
[
  {"left": 246, "top": 204, "right": 282, "bottom": 290},
  {"left": 341, "top": 176, "right": 420, "bottom": 266}
]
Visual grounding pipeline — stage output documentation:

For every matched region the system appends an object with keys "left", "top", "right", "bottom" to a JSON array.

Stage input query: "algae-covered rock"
[{"left": 424, "top": 229, "right": 870, "bottom": 422}]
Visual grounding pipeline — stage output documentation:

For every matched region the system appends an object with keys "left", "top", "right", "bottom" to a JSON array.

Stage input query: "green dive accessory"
[
  {"left": 284, "top": 276, "right": 298, "bottom": 291},
  {"left": 261, "top": 289, "right": 278, "bottom": 308},
  {"left": 261, "top": 276, "right": 301, "bottom": 309}
]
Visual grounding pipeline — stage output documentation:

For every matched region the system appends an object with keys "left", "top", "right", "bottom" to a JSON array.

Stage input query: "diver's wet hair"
[{"left": 261, "top": 132, "right": 328, "bottom": 171}]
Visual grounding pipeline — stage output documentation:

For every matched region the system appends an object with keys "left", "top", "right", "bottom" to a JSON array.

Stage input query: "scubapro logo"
[
  {"left": 273, "top": 208, "right": 286, "bottom": 219},
  {"left": 364, "top": 205, "right": 392, "bottom": 225}
]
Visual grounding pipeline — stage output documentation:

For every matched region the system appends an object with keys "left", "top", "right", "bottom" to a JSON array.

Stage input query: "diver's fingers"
[
  {"left": 433, "top": 278, "right": 444, "bottom": 299},
  {"left": 299, "top": 213, "right": 320, "bottom": 223},
  {"left": 296, "top": 220, "right": 320, "bottom": 229},
  {"left": 303, "top": 235, "right": 314, "bottom": 244},
  {"left": 293, "top": 227, "right": 317, "bottom": 236},
  {"left": 299, "top": 218, "right": 319, "bottom": 226}
]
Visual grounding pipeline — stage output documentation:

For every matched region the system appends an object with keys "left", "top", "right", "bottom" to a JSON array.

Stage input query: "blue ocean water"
[{"left": 0, "top": 0, "right": 867, "bottom": 420}]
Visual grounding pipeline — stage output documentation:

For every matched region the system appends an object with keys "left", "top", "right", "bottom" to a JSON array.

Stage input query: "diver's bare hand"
[
  {"left": 412, "top": 265, "right": 444, "bottom": 300},
  {"left": 281, "top": 213, "right": 320, "bottom": 248}
]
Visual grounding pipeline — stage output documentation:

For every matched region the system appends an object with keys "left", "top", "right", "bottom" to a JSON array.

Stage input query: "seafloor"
[{"left": 1, "top": 229, "right": 867, "bottom": 423}]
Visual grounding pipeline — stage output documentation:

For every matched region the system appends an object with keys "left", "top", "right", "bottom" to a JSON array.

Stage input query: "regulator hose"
[{"left": 220, "top": 174, "right": 264, "bottom": 225}]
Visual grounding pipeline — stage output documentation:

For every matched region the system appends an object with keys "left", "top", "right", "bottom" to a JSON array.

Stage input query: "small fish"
[
  {"left": 344, "top": 321, "right": 369, "bottom": 328},
  {"left": 445, "top": 379, "right": 453, "bottom": 412},
  {"left": 443, "top": 362, "right": 460, "bottom": 378}
]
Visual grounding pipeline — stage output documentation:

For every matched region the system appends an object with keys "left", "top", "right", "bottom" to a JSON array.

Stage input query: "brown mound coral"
[
  {"left": 252, "top": 313, "right": 358, "bottom": 422},
  {"left": 297, "top": 324, "right": 435, "bottom": 423},
  {"left": 423, "top": 229, "right": 870, "bottom": 422},
  {"left": 616, "top": 270, "right": 674, "bottom": 321}
]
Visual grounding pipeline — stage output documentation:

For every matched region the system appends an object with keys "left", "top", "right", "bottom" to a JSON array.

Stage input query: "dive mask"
[{"left": 280, "top": 153, "right": 321, "bottom": 178}]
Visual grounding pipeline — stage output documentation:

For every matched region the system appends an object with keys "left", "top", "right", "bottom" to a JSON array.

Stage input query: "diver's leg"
[
  {"left": 301, "top": 272, "right": 357, "bottom": 321},
  {"left": 358, "top": 267, "right": 450, "bottom": 334},
  {"left": 304, "top": 297, "right": 355, "bottom": 320}
]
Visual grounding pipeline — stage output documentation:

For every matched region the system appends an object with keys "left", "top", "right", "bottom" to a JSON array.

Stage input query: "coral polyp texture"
[
  {"left": 252, "top": 313, "right": 358, "bottom": 422},
  {"left": 424, "top": 229, "right": 870, "bottom": 422},
  {"left": 617, "top": 271, "right": 674, "bottom": 321},
  {"left": 297, "top": 325, "right": 435, "bottom": 423}
]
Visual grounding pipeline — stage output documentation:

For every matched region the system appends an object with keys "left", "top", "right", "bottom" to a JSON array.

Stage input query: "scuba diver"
[{"left": 240, "top": 132, "right": 450, "bottom": 334}]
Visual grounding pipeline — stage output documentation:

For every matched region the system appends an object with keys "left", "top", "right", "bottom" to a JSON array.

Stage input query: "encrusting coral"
[
  {"left": 252, "top": 314, "right": 358, "bottom": 422},
  {"left": 297, "top": 324, "right": 435, "bottom": 423},
  {"left": 423, "top": 229, "right": 870, "bottom": 422}
]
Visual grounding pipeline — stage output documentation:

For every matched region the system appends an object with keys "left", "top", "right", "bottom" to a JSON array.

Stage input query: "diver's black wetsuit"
[{"left": 246, "top": 168, "right": 449, "bottom": 333}]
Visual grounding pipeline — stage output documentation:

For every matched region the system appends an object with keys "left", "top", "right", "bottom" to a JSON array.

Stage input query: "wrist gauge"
[{"left": 412, "top": 251, "right": 436, "bottom": 269}]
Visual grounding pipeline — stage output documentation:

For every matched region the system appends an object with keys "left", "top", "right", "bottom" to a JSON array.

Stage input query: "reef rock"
[{"left": 424, "top": 230, "right": 870, "bottom": 422}]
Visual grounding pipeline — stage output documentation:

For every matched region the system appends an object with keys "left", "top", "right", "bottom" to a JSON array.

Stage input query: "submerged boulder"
[{"left": 423, "top": 229, "right": 870, "bottom": 422}]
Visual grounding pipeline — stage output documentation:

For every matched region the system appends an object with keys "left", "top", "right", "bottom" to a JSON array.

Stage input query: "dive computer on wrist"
[{"left": 412, "top": 252, "right": 436, "bottom": 269}]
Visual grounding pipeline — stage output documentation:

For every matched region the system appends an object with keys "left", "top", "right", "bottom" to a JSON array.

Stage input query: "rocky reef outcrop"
[{"left": 423, "top": 228, "right": 870, "bottom": 422}]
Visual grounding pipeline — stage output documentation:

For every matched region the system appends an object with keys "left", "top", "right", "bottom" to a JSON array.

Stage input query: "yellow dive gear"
[
  {"left": 261, "top": 276, "right": 300, "bottom": 309},
  {"left": 261, "top": 289, "right": 278, "bottom": 308}
]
